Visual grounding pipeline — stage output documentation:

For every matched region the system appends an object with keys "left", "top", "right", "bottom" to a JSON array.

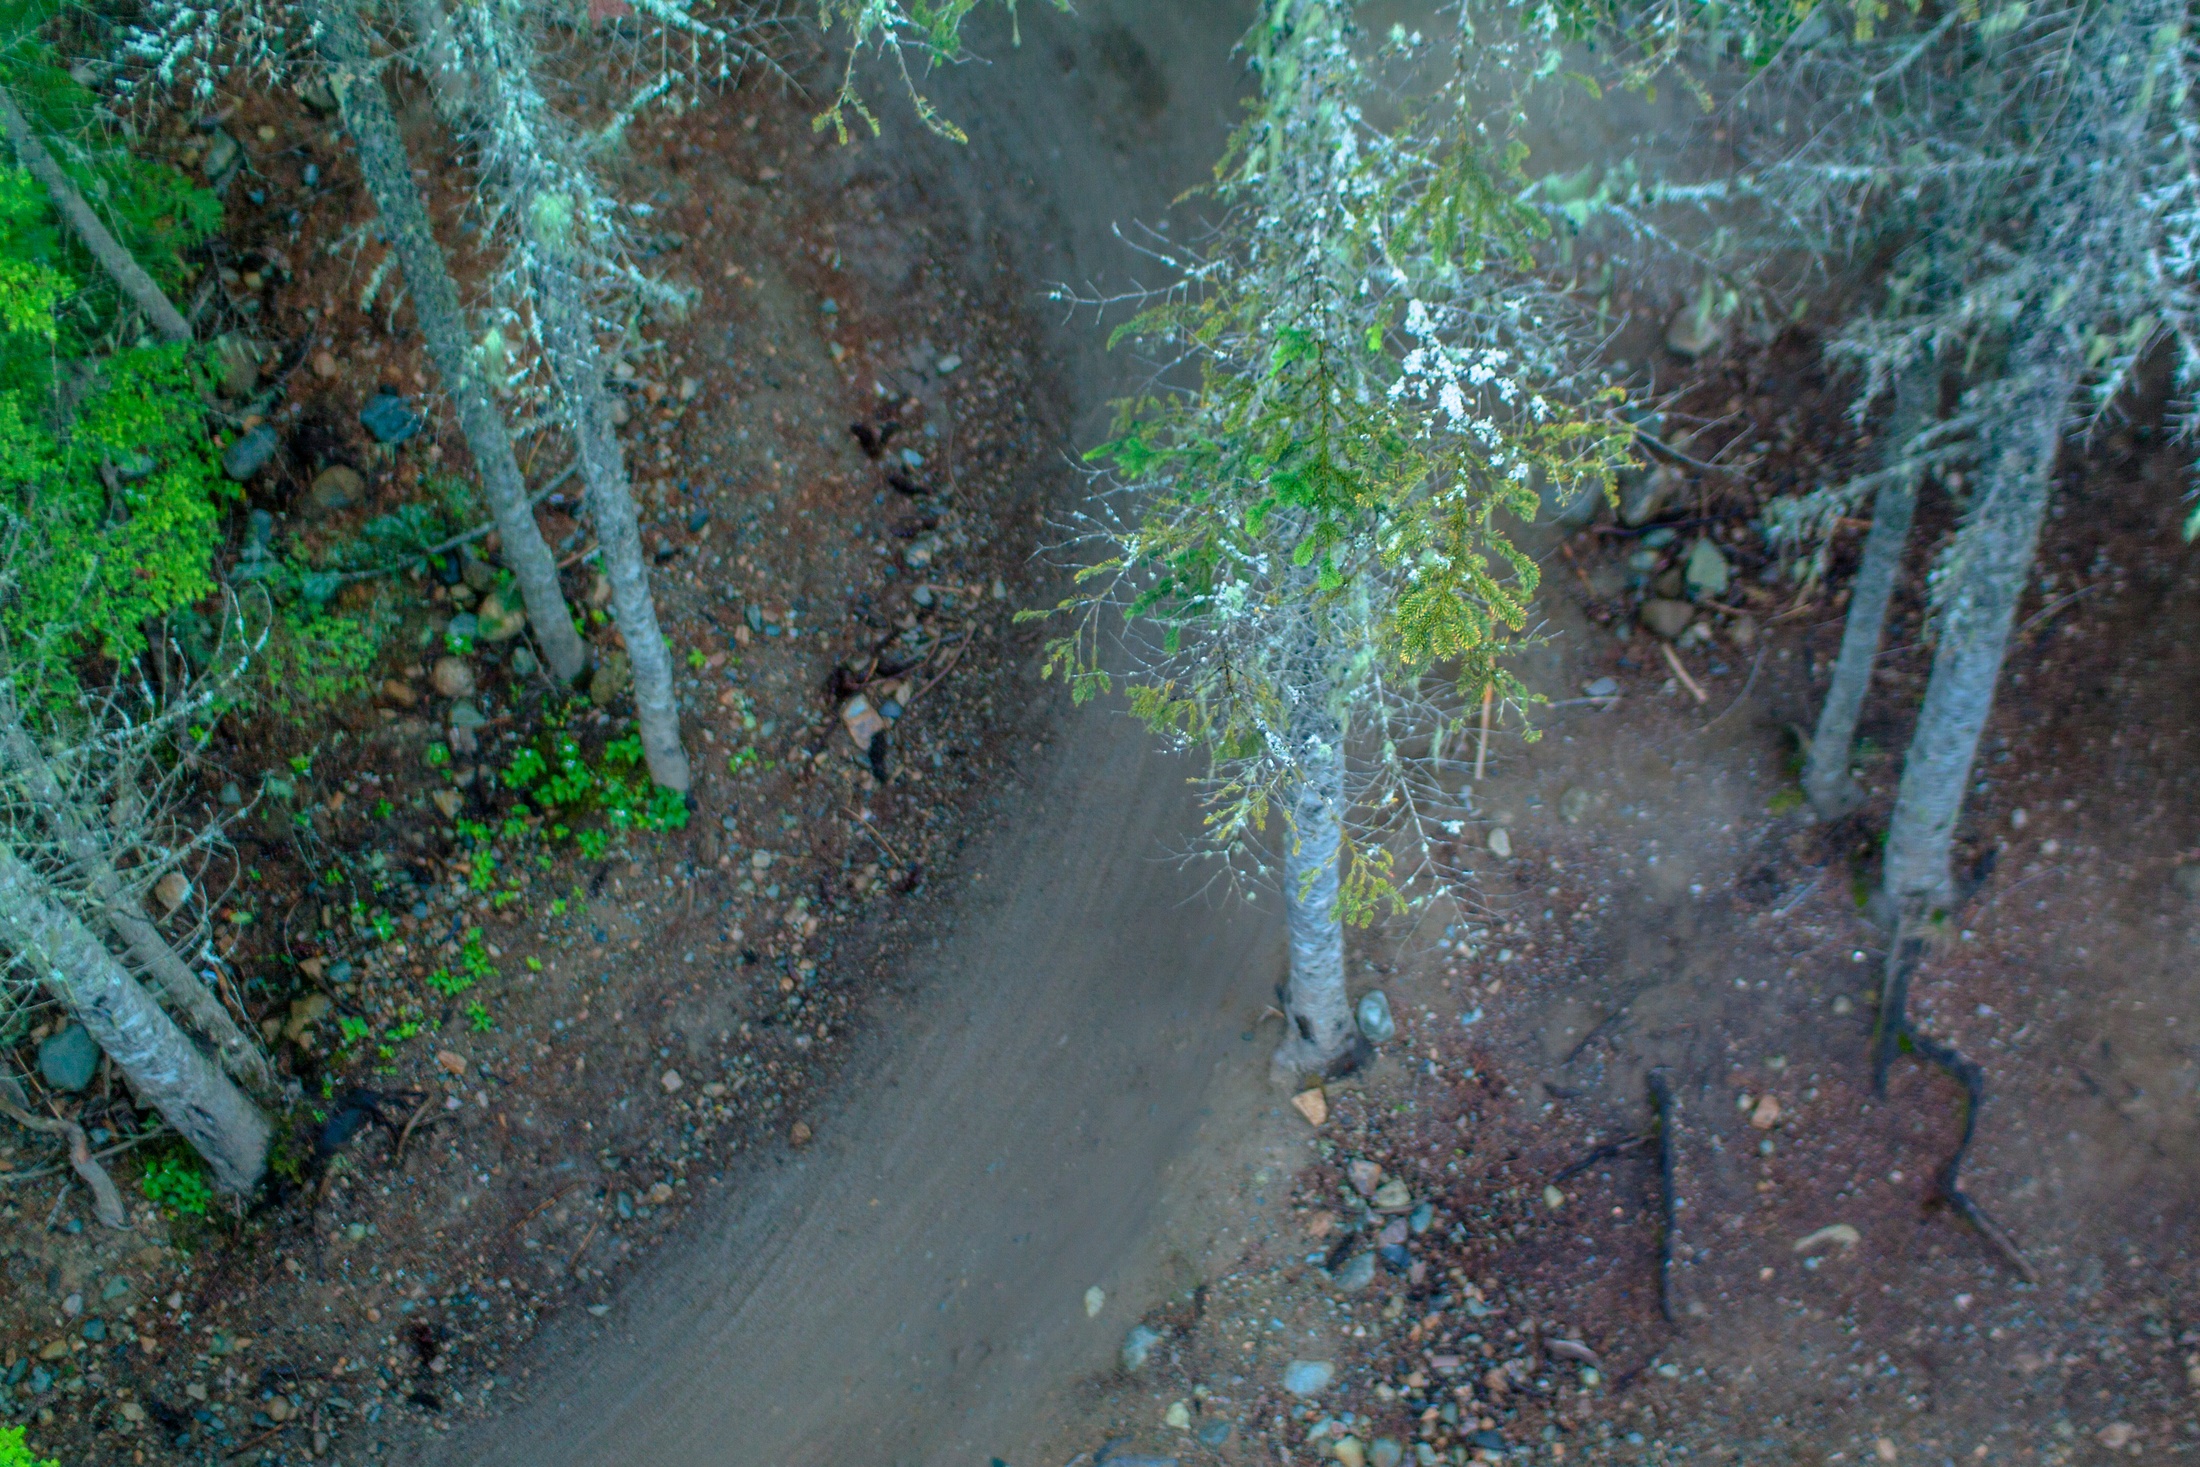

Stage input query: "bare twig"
[
  {"left": 841, "top": 809, "right": 906, "bottom": 867},
  {"left": 1473, "top": 682, "right": 1494, "bottom": 780},
  {"left": 1659, "top": 642, "right": 1708, "bottom": 704},
  {"left": 1646, "top": 1069, "right": 1681, "bottom": 1327}
]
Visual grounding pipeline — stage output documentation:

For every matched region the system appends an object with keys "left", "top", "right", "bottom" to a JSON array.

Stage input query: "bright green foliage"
[
  {"left": 139, "top": 1144, "right": 213, "bottom": 1218},
  {"left": 1032, "top": 0, "right": 1627, "bottom": 917},
  {"left": 0, "top": 1425, "right": 59, "bottom": 1467},
  {"left": 501, "top": 721, "right": 688, "bottom": 838},
  {"left": 0, "top": 29, "right": 227, "bottom": 707}
]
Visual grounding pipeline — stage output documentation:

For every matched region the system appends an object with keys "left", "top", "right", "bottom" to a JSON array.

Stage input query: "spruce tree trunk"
[
  {"left": 1272, "top": 598, "right": 1354, "bottom": 1078},
  {"left": 0, "top": 844, "right": 268, "bottom": 1194},
  {"left": 529, "top": 230, "right": 691, "bottom": 791},
  {"left": 1880, "top": 349, "right": 2073, "bottom": 916},
  {"left": 1802, "top": 361, "right": 1935, "bottom": 818},
  {"left": 312, "top": 0, "right": 590, "bottom": 686},
  {"left": 0, "top": 694, "right": 271, "bottom": 1091}
]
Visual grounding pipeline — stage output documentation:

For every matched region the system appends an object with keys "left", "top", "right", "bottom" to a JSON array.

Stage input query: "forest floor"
[
  {"left": 1037, "top": 343, "right": 2200, "bottom": 1467},
  {"left": 0, "top": 52, "right": 1077, "bottom": 1467},
  {"left": 2, "top": 7, "right": 2198, "bottom": 1467}
]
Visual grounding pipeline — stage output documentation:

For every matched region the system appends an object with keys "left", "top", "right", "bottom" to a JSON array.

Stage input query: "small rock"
[
  {"left": 1792, "top": 1223, "right": 1861, "bottom": 1254},
  {"left": 219, "top": 781, "right": 243, "bottom": 806},
  {"left": 446, "top": 611, "right": 480, "bottom": 644},
  {"left": 430, "top": 789, "right": 464, "bottom": 819},
  {"left": 201, "top": 130, "right": 240, "bottom": 180},
  {"left": 1750, "top": 1094, "right": 1782, "bottom": 1129},
  {"left": 379, "top": 678, "right": 419, "bottom": 708},
  {"left": 590, "top": 651, "right": 632, "bottom": 703},
  {"left": 1875, "top": 1438, "right": 1898, "bottom": 1463},
  {"left": 37, "top": 1339, "right": 68, "bottom": 1361},
  {"left": 788, "top": 1120, "right": 812, "bottom": 1146},
  {"left": 1543, "top": 1184, "right": 1567, "bottom": 1210},
  {"left": 1558, "top": 787, "right": 1592, "bottom": 825},
  {"left": 933, "top": 352, "right": 962, "bottom": 374},
  {"left": 1164, "top": 1399, "right": 1192, "bottom": 1430},
  {"left": 646, "top": 1181, "right": 674, "bottom": 1205},
  {"left": 2100, "top": 1424, "right": 2136, "bottom": 1451},
  {"left": 1348, "top": 1159, "right": 1383, "bottom": 1197},
  {"left": 660, "top": 1069, "right": 683, "bottom": 1093},
  {"left": 222, "top": 425, "right": 279, "bottom": 481},
  {"left": 1583, "top": 675, "right": 1620, "bottom": 698},
  {"left": 1282, "top": 1359, "right": 1336, "bottom": 1397},
  {"left": 1471, "top": 1430, "right": 1509, "bottom": 1453},
  {"left": 283, "top": 994, "right": 329, "bottom": 1044},
  {"left": 80, "top": 1318, "right": 106, "bottom": 1342},
  {"left": 435, "top": 1049, "right": 466, "bottom": 1076},
  {"left": 1355, "top": 990, "right": 1396, "bottom": 1044},
  {"left": 1640, "top": 598, "right": 1695, "bottom": 640},
  {"left": 266, "top": 1395, "right": 295, "bottom": 1423},
  {"left": 1305, "top": 1210, "right": 1336, "bottom": 1238},
  {"left": 1198, "top": 1422, "right": 1234, "bottom": 1448},
  {"left": 1330, "top": 1251, "right": 1377, "bottom": 1293},
  {"left": 38, "top": 1025, "right": 100, "bottom": 1092},
  {"left": 61, "top": 1293, "right": 82, "bottom": 1317},
  {"left": 461, "top": 556, "right": 497, "bottom": 594},
  {"left": 360, "top": 389, "right": 423, "bottom": 445},
  {"left": 1290, "top": 1088, "right": 1328, "bottom": 1126},
  {"left": 1621, "top": 462, "right": 1685, "bottom": 526},
  {"left": 1121, "top": 1324, "right": 1162, "bottom": 1372},
  {"left": 1410, "top": 1201, "right": 1435, "bottom": 1234},
  {"left": 1729, "top": 613, "right": 1760, "bottom": 649},
  {"left": 1684, "top": 538, "right": 1730, "bottom": 597},
  {"left": 448, "top": 700, "right": 486, "bottom": 731},
  {"left": 510, "top": 647, "right": 539, "bottom": 677},
  {"left": 311, "top": 349, "right": 339, "bottom": 378},
  {"left": 308, "top": 465, "right": 363, "bottom": 512},
  {"left": 1372, "top": 1177, "right": 1412, "bottom": 1212},
  {"left": 1334, "top": 1438, "right": 1367, "bottom": 1467},
  {"left": 1083, "top": 1285, "right": 1106, "bottom": 1317},
  {"left": 153, "top": 871, "right": 192, "bottom": 913},
  {"left": 1369, "top": 1439, "right": 1405, "bottom": 1467},
  {"left": 841, "top": 695, "right": 888, "bottom": 749},
  {"left": 211, "top": 334, "right": 263, "bottom": 397},
  {"left": 431, "top": 656, "right": 475, "bottom": 698},
  {"left": 1486, "top": 826, "right": 1512, "bottom": 859}
]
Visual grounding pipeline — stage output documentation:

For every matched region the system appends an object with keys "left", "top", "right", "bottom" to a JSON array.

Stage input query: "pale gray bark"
[
  {"left": 0, "top": 87, "right": 192, "bottom": 344},
  {"left": 313, "top": 0, "right": 591, "bottom": 686},
  {"left": 1271, "top": 599, "right": 1354, "bottom": 1078},
  {"left": 1879, "top": 348, "right": 2073, "bottom": 915},
  {"left": 530, "top": 233, "right": 691, "bottom": 790},
  {"left": 0, "top": 690, "right": 271, "bottom": 1090},
  {"left": 1802, "top": 361, "right": 1935, "bottom": 818},
  {"left": 0, "top": 843, "right": 267, "bottom": 1194}
]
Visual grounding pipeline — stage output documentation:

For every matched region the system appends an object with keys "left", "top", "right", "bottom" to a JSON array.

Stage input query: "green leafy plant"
[
  {"left": 465, "top": 1000, "right": 495, "bottom": 1032},
  {"left": 140, "top": 1144, "right": 213, "bottom": 1218},
  {"left": 425, "top": 966, "right": 474, "bottom": 998},
  {"left": 0, "top": 1424, "right": 59, "bottom": 1467}
]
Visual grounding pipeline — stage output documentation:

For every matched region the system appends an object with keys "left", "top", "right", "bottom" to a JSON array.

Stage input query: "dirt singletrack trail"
[{"left": 415, "top": 5, "right": 1290, "bottom": 1464}]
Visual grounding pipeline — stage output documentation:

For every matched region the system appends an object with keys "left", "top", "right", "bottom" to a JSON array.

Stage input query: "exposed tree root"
[
  {"left": 1870, "top": 924, "right": 2035, "bottom": 1282},
  {"left": 1549, "top": 1132, "right": 1652, "bottom": 1185}
]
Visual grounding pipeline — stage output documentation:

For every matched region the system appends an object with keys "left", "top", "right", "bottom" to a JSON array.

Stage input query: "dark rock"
[
  {"left": 360, "top": 390, "right": 423, "bottom": 446},
  {"left": 307, "top": 464, "right": 363, "bottom": 512},
  {"left": 38, "top": 1025, "right": 100, "bottom": 1092},
  {"left": 222, "top": 426, "right": 279, "bottom": 481}
]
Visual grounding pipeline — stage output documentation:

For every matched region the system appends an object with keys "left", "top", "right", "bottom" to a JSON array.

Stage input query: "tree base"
[{"left": 1268, "top": 1031, "right": 1372, "bottom": 1090}]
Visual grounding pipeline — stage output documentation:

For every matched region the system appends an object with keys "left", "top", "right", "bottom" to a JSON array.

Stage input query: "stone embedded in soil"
[
  {"left": 1283, "top": 1359, "right": 1336, "bottom": 1396},
  {"left": 1330, "top": 1251, "right": 1377, "bottom": 1293},
  {"left": 1558, "top": 786, "right": 1592, "bottom": 824},
  {"left": 1372, "top": 1177, "right": 1412, "bottom": 1212},
  {"left": 1684, "top": 537, "right": 1730, "bottom": 596},
  {"left": 1641, "top": 597, "right": 1695, "bottom": 639},
  {"left": 153, "top": 871, "right": 191, "bottom": 913},
  {"left": 1348, "top": 1159, "right": 1383, "bottom": 1197},
  {"left": 591, "top": 651, "right": 632, "bottom": 703},
  {"left": 38, "top": 1024, "right": 99, "bottom": 1092},
  {"left": 360, "top": 389, "right": 423, "bottom": 446},
  {"left": 308, "top": 464, "right": 363, "bottom": 512},
  {"left": 478, "top": 591, "right": 527, "bottom": 642},
  {"left": 1121, "top": 1324, "right": 1162, "bottom": 1372},
  {"left": 431, "top": 656, "right": 475, "bottom": 698},
  {"left": 431, "top": 789, "right": 463, "bottom": 819},
  {"left": 1355, "top": 990, "right": 1396, "bottom": 1044},
  {"left": 222, "top": 426, "right": 279, "bottom": 481},
  {"left": 1486, "top": 826, "right": 1512, "bottom": 858},
  {"left": 1750, "top": 1094, "right": 1782, "bottom": 1129},
  {"left": 1290, "top": 1088, "right": 1328, "bottom": 1126}
]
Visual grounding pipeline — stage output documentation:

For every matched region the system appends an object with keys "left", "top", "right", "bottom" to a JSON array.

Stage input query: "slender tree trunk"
[
  {"left": 0, "top": 88, "right": 192, "bottom": 344},
  {"left": 0, "top": 844, "right": 267, "bottom": 1194},
  {"left": 529, "top": 230, "right": 691, "bottom": 790},
  {"left": 0, "top": 695, "right": 271, "bottom": 1091},
  {"left": 1880, "top": 348, "right": 2074, "bottom": 917},
  {"left": 1802, "top": 360, "right": 1935, "bottom": 818},
  {"left": 1272, "top": 597, "right": 1354, "bottom": 1078},
  {"left": 312, "top": 0, "right": 590, "bottom": 686}
]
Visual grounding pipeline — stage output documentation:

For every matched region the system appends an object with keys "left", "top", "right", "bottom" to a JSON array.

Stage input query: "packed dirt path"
[{"left": 417, "top": 5, "right": 1288, "bottom": 1464}]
